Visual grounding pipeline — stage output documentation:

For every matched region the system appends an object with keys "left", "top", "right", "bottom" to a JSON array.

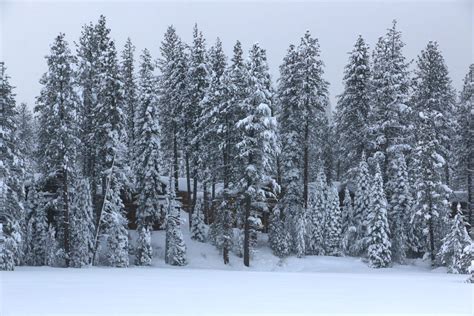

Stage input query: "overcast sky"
[{"left": 1, "top": 0, "right": 472, "bottom": 109}]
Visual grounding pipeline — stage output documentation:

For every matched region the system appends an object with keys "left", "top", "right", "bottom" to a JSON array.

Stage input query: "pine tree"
[
  {"left": 157, "top": 26, "right": 188, "bottom": 194},
  {"left": 120, "top": 38, "right": 138, "bottom": 159},
  {"left": 165, "top": 173, "right": 187, "bottom": 266},
  {"left": 306, "top": 170, "right": 327, "bottom": 255},
  {"left": 335, "top": 35, "right": 371, "bottom": 179},
  {"left": 104, "top": 173, "right": 129, "bottom": 268},
  {"left": 0, "top": 222, "right": 17, "bottom": 270},
  {"left": 326, "top": 185, "right": 343, "bottom": 256},
  {"left": 191, "top": 199, "right": 206, "bottom": 242},
  {"left": 214, "top": 193, "right": 234, "bottom": 264},
  {"left": 26, "top": 186, "right": 49, "bottom": 266},
  {"left": 135, "top": 49, "right": 162, "bottom": 228},
  {"left": 35, "top": 33, "right": 79, "bottom": 266},
  {"left": 135, "top": 225, "right": 152, "bottom": 266},
  {"left": 236, "top": 43, "right": 277, "bottom": 267},
  {"left": 268, "top": 207, "right": 291, "bottom": 258},
  {"left": 386, "top": 152, "right": 412, "bottom": 263},
  {"left": 295, "top": 209, "right": 306, "bottom": 258},
  {"left": 411, "top": 41, "right": 455, "bottom": 262},
  {"left": 367, "top": 164, "right": 392, "bottom": 268},
  {"left": 368, "top": 20, "right": 411, "bottom": 178},
  {"left": 70, "top": 178, "right": 95, "bottom": 268},
  {"left": 437, "top": 206, "right": 472, "bottom": 273},
  {"left": 453, "top": 65, "right": 473, "bottom": 229},
  {"left": 15, "top": 102, "right": 35, "bottom": 179},
  {"left": 341, "top": 188, "right": 355, "bottom": 254},
  {"left": 186, "top": 24, "right": 210, "bottom": 216},
  {"left": 350, "top": 153, "right": 371, "bottom": 256}
]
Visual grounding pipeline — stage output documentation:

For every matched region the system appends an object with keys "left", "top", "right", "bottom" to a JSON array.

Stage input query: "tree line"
[{"left": 0, "top": 17, "right": 472, "bottom": 277}]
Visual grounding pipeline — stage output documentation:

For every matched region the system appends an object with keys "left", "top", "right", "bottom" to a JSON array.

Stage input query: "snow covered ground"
[{"left": 1, "top": 213, "right": 472, "bottom": 315}]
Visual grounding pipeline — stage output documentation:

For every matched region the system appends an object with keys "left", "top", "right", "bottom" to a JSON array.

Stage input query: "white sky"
[{"left": 1, "top": 0, "right": 473, "bottom": 109}]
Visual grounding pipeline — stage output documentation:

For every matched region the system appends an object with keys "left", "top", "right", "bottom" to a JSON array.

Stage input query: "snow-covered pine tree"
[
  {"left": 120, "top": 38, "right": 138, "bottom": 161},
  {"left": 368, "top": 20, "right": 411, "bottom": 179},
  {"left": 186, "top": 24, "right": 210, "bottom": 216},
  {"left": 334, "top": 35, "right": 371, "bottom": 180},
  {"left": 236, "top": 43, "right": 277, "bottom": 267},
  {"left": 386, "top": 152, "right": 412, "bottom": 263},
  {"left": 197, "top": 38, "right": 227, "bottom": 211},
  {"left": 411, "top": 41, "right": 456, "bottom": 262},
  {"left": 135, "top": 225, "right": 152, "bottom": 266},
  {"left": 306, "top": 169, "right": 328, "bottom": 255},
  {"left": 0, "top": 221, "right": 17, "bottom": 270},
  {"left": 0, "top": 61, "right": 26, "bottom": 270},
  {"left": 45, "top": 225, "right": 63, "bottom": 267},
  {"left": 367, "top": 163, "right": 392, "bottom": 268},
  {"left": 295, "top": 209, "right": 307, "bottom": 258},
  {"left": 134, "top": 49, "right": 162, "bottom": 221},
  {"left": 191, "top": 199, "right": 206, "bottom": 242},
  {"left": 350, "top": 152, "right": 371, "bottom": 256},
  {"left": 26, "top": 186, "right": 49, "bottom": 266},
  {"left": 214, "top": 192, "right": 234, "bottom": 264},
  {"left": 437, "top": 205, "right": 472, "bottom": 273},
  {"left": 341, "top": 188, "right": 355, "bottom": 254},
  {"left": 104, "top": 172, "right": 129, "bottom": 268},
  {"left": 35, "top": 33, "right": 79, "bottom": 266},
  {"left": 277, "top": 44, "right": 304, "bottom": 241},
  {"left": 453, "top": 65, "right": 473, "bottom": 229},
  {"left": 268, "top": 207, "right": 291, "bottom": 258},
  {"left": 15, "top": 102, "right": 35, "bottom": 181},
  {"left": 326, "top": 185, "right": 343, "bottom": 256},
  {"left": 165, "top": 173, "right": 187, "bottom": 266},
  {"left": 70, "top": 178, "right": 95, "bottom": 267},
  {"left": 157, "top": 26, "right": 188, "bottom": 194},
  {"left": 219, "top": 41, "right": 248, "bottom": 189}
]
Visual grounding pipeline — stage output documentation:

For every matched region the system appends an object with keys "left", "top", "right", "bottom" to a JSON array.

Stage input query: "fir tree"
[
  {"left": 386, "top": 152, "right": 412, "bottom": 263},
  {"left": 350, "top": 153, "right": 371, "bottom": 256},
  {"left": 0, "top": 61, "right": 25, "bottom": 269},
  {"left": 157, "top": 26, "right": 188, "bottom": 194},
  {"left": 268, "top": 207, "right": 291, "bottom": 258},
  {"left": 215, "top": 193, "right": 234, "bottom": 264},
  {"left": 186, "top": 24, "right": 210, "bottom": 216},
  {"left": 236, "top": 43, "right": 277, "bottom": 267},
  {"left": 135, "top": 225, "right": 152, "bottom": 266},
  {"left": 70, "top": 178, "right": 95, "bottom": 268},
  {"left": 368, "top": 20, "right": 411, "bottom": 177},
  {"left": 35, "top": 33, "right": 79, "bottom": 266},
  {"left": 0, "top": 221, "right": 17, "bottom": 270},
  {"left": 26, "top": 186, "right": 49, "bottom": 266},
  {"left": 120, "top": 38, "right": 138, "bottom": 158},
  {"left": 341, "top": 188, "right": 355, "bottom": 254},
  {"left": 294, "top": 209, "right": 307, "bottom": 258},
  {"left": 326, "top": 185, "right": 343, "bottom": 256},
  {"left": 104, "top": 173, "right": 129, "bottom": 268},
  {"left": 335, "top": 35, "right": 371, "bottom": 179},
  {"left": 135, "top": 49, "right": 162, "bottom": 227},
  {"left": 306, "top": 170, "right": 327, "bottom": 255},
  {"left": 165, "top": 174, "right": 187, "bottom": 266},
  {"left": 367, "top": 164, "right": 392, "bottom": 268},
  {"left": 437, "top": 206, "right": 472, "bottom": 273},
  {"left": 191, "top": 199, "right": 206, "bottom": 242},
  {"left": 411, "top": 41, "right": 456, "bottom": 262}
]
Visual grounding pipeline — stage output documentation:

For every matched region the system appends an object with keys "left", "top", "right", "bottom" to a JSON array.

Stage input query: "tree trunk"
[{"left": 173, "top": 132, "right": 179, "bottom": 194}]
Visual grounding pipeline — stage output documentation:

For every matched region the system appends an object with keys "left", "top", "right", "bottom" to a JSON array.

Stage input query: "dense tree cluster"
[{"left": 1, "top": 17, "right": 472, "bottom": 271}]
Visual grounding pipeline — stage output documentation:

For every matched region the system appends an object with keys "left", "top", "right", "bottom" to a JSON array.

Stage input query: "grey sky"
[{"left": 1, "top": 0, "right": 472, "bottom": 109}]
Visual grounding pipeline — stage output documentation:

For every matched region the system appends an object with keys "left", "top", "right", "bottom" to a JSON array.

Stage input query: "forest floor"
[{"left": 1, "top": 212, "right": 472, "bottom": 315}]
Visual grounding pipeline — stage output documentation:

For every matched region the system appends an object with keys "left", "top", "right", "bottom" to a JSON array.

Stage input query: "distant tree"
[
  {"left": 165, "top": 173, "right": 187, "bottom": 266},
  {"left": 326, "top": 185, "right": 343, "bottom": 256},
  {"left": 437, "top": 205, "right": 472, "bottom": 273},
  {"left": 350, "top": 153, "right": 371, "bottom": 256},
  {"left": 367, "top": 164, "right": 392, "bottom": 268},
  {"left": 191, "top": 199, "right": 206, "bottom": 242},
  {"left": 70, "top": 179, "right": 95, "bottom": 268},
  {"left": 306, "top": 170, "right": 327, "bottom": 255},
  {"left": 269, "top": 207, "right": 291, "bottom": 258},
  {"left": 135, "top": 225, "right": 152, "bottom": 266}
]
